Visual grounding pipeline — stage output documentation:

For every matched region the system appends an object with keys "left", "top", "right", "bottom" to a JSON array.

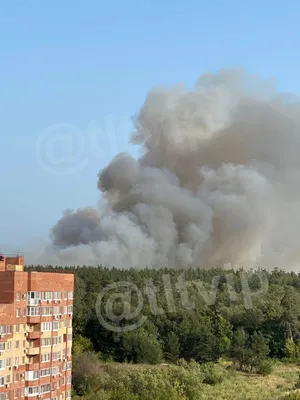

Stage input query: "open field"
[{"left": 197, "top": 362, "right": 299, "bottom": 400}]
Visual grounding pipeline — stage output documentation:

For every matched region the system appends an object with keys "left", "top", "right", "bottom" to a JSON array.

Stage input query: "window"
[
  {"left": 26, "top": 307, "right": 40, "bottom": 316},
  {"left": 41, "top": 322, "right": 52, "bottom": 331},
  {"left": 42, "top": 291, "right": 52, "bottom": 301},
  {"left": 40, "top": 368, "right": 51, "bottom": 377},
  {"left": 14, "top": 357, "right": 19, "bottom": 366},
  {"left": 26, "top": 386, "right": 39, "bottom": 395},
  {"left": 31, "top": 371, "right": 39, "bottom": 380},
  {"left": 68, "top": 291, "right": 73, "bottom": 300},
  {"left": 53, "top": 292, "right": 62, "bottom": 300},
  {"left": 15, "top": 324, "right": 19, "bottom": 333},
  {"left": 28, "top": 291, "right": 40, "bottom": 300},
  {"left": 41, "top": 338, "right": 51, "bottom": 347},
  {"left": 16, "top": 292, "right": 21, "bottom": 301},
  {"left": 52, "top": 337, "right": 59, "bottom": 345},
  {"left": 40, "top": 384, "right": 51, "bottom": 393},
  {"left": 64, "top": 320, "right": 70, "bottom": 328},
  {"left": 15, "top": 341, "right": 19, "bottom": 349},
  {"left": 67, "top": 305, "right": 73, "bottom": 314},
  {"left": 53, "top": 306, "right": 60, "bottom": 315},
  {"left": 53, "top": 321, "right": 59, "bottom": 331},
  {"left": 52, "top": 351, "right": 60, "bottom": 361},
  {"left": 13, "top": 389, "right": 18, "bottom": 399},
  {"left": 41, "top": 353, "right": 50, "bottom": 363},
  {"left": 16, "top": 308, "right": 20, "bottom": 317},
  {"left": 27, "top": 292, "right": 40, "bottom": 306},
  {"left": 42, "top": 307, "right": 52, "bottom": 316},
  {"left": 52, "top": 366, "right": 59, "bottom": 375}
]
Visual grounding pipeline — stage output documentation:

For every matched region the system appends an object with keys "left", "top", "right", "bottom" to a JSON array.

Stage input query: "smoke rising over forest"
[{"left": 40, "top": 69, "right": 300, "bottom": 269}]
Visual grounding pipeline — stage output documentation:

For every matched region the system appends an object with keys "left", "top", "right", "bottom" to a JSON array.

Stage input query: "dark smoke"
[{"left": 41, "top": 69, "right": 300, "bottom": 269}]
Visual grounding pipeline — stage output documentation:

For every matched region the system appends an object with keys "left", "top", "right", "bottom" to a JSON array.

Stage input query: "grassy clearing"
[{"left": 197, "top": 362, "right": 299, "bottom": 400}]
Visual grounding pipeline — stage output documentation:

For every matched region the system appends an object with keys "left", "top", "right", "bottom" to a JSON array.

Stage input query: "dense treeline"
[{"left": 25, "top": 265, "right": 300, "bottom": 398}]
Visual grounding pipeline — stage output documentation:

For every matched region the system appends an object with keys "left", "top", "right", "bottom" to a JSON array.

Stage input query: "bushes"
[
  {"left": 72, "top": 352, "right": 108, "bottom": 395},
  {"left": 72, "top": 357, "right": 220, "bottom": 399},
  {"left": 282, "top": 392, "right": 300, "bottom": 400},
  {"left": 256, "top": 359, "right": 274, "bottom": 376},
  {"left": 107, "top": 362, "right": 204, "bottom": 400},
  {"left": 294, "top": 374, "right": 300, "bottom": 389},
  {"left": 200, "top": 362, "right": 225, "bottom": 385}
]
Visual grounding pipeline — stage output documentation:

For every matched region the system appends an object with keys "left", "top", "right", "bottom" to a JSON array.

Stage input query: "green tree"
[
  {"left": 284, "top": 338, "right": 297, "bottom": 359},
  {"left": 229, "top": 328, "right": 250, "bottom": 370},
  {"left": 122, "top": 329, "right": 163, "bottom": 364},
  {"left": 72, "top": 276, "right": 87, "bottom": 336},
  {"left": 249, "top": 331, "right": 270, "bottom": 370},
  {"left": 164, "top": 332, "right": 180, "bottom": 363},
  {"left": 73, "top": 335, "right": 94, "bottom": 355}
]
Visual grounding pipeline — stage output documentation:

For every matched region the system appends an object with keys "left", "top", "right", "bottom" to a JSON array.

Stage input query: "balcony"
[
  {"left": 27, "top": 298, "right": 40, "bottom": 306},
  {"left": 26, "top": 316, "right": 40, "bottom": 324},
  {"left": 27, "top": 331, "right": 40, "bottom": 340},
  {"left": 26, "top": 347, "right": 40, "bottom": 356}
]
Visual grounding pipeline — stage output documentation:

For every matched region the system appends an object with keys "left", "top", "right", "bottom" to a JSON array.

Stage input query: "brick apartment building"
[{"left": 0, "top": 255, "right": 74, "bottom": 400}]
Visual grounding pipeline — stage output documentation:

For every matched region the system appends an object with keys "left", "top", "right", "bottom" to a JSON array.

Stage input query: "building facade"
[{"left": 0, "top": 255, "right": 74, "bottom": 400}]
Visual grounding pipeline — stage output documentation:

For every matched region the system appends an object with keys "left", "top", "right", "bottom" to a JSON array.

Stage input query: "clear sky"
[{"left": 1, "top": 0, "right": 300, "bottom": 253}]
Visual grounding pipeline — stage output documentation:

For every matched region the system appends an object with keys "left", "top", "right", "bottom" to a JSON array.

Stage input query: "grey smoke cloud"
[{"left": 42, "top": 68, "right": 300, "bottom": 269}]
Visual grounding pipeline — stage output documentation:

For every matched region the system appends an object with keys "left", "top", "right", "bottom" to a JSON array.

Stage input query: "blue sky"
[{"left": 1, "top": 0, "right": 300, "bottom": 253}]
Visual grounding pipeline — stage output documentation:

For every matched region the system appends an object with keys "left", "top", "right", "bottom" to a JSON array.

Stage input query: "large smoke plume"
[{"left": 42, "top": 69, "right": 300, "bottom": 269}]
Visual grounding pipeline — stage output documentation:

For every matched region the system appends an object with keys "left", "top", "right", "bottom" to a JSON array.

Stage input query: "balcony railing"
[
  {"left": 26, "top": 347, "right": 40, "bottom": 356},
  {"left": 27, "top": 298, "right": 40, "bottom": 306}
]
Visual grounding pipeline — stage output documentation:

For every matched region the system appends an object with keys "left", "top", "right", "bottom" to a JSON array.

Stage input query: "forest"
[{"left": 25, "top": 265, "right": 300, "bottom": 400}]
